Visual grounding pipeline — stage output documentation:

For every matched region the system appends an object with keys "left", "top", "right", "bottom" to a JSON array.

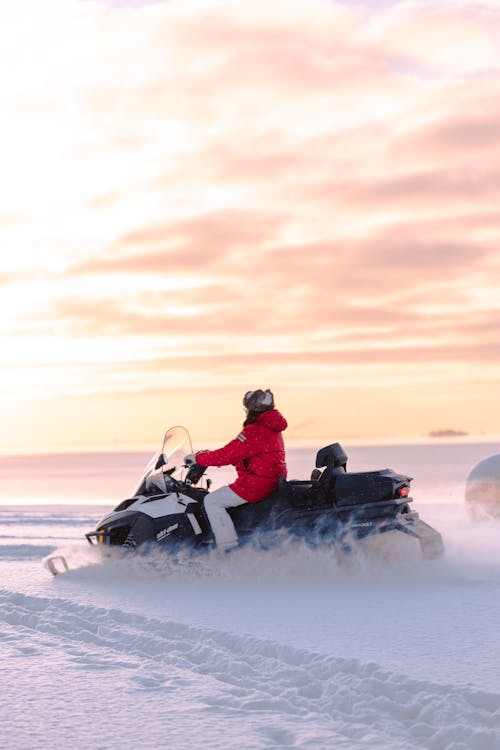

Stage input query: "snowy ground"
[{"left": 1, "top": 443, "right": 499, "bottom": 749}]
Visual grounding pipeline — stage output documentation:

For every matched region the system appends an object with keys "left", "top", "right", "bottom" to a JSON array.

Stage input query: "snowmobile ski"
[{"left": 45, "top": 555, "right": 70, "bottom": 576}]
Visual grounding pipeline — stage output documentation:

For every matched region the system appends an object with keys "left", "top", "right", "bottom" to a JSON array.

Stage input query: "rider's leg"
[{"left": 204, "top": 485, "right": 246, "bottom": 549}]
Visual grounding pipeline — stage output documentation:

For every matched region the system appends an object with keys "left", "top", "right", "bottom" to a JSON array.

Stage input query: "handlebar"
[{"left": 185, "top": 462, "right": 206, "bottom": 486}]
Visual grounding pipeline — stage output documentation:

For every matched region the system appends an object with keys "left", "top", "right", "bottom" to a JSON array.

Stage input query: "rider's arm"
[{"left": 196, "top": 425, "right": 259, "bottom": 467}]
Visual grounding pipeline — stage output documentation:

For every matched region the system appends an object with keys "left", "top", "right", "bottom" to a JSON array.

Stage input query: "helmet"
[{"left": 243, "top": 389, "right": 274, "bottom": 413}]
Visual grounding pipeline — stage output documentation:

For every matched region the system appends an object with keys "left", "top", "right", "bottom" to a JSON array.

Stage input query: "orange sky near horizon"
[{"left": 1, "top": 0, "right": 499, "bottom": 452}]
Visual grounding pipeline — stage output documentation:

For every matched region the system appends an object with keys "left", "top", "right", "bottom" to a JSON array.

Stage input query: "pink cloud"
[{"left": 2, "top": 0, "right": 500, "bottom": 446}]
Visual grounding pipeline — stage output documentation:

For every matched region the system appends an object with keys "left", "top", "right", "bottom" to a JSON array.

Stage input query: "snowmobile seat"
[
  {"left": 313, "top": 442, "right": 347, "bottom": 498},
  {"left": 316, "top": 443, "right": 348, "bottom": 473},
  {"left": 288, "top": 480, "right": 322, "bottom": 508},
  {"left": 266, "top": 474, "right": 333, "bottom": 510}
]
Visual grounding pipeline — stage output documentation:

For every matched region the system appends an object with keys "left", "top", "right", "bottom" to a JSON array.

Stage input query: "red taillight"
[{"left": 397, "top": 486, "right": 410, "bottom": 498}]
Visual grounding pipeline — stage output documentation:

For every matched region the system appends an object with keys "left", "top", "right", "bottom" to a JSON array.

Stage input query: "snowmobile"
[{"left": 67, "top": 426, "right": 443, "bottom": 567}]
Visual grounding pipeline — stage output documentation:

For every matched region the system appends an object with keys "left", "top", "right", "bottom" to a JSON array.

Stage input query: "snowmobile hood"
[{"left": 256, "top": 409, "right": 287, "bottom": 432}]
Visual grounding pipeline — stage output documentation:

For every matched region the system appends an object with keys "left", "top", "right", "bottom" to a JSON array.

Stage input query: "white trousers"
[{"left": 204, "top": 485, "right": 246, "bottom": 549}]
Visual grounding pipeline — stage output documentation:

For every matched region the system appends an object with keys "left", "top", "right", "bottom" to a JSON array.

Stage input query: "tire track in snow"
[{"left": 1, "top": 589, "right": 499, "bottom": 750}]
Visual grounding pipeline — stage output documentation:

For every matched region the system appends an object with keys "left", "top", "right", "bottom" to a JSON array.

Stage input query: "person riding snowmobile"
[{"left": 184, "top": 389, "right": 288, "bottom": 550}]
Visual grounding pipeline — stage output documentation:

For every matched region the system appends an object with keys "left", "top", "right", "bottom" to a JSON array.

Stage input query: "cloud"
[
  {"left": 1, "top": 0, "right": 500, "bottom": 447},
  {"left": 118, "top": 209, "right": 287, "bottom": 253}
]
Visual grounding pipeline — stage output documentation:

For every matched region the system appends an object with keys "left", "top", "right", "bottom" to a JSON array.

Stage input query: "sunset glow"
[{"left": 1, "top": 0, "right": 499, "bottom": 451}]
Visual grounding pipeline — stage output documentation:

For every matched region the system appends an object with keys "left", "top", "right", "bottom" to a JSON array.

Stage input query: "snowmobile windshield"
[
  {"left": 131, "top": 426, "right": 193, "bottom": 496},
  {"left": 161, "top": 426, "right": 193, "bottom": 476}
]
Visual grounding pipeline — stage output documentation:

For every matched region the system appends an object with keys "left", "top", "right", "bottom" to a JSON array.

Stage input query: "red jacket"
[{"left": 196, "top": 409, "right": 288, "bottom": 502}]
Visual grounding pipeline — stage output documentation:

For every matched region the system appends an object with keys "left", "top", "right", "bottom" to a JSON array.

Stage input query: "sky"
[{"left": 1, "top": 0, "right": 499, "bottom": 452}]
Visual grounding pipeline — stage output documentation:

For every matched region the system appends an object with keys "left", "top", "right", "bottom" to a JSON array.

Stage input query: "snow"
[{"left": 1, "top": 443, "right": 499, "bottom": 749}]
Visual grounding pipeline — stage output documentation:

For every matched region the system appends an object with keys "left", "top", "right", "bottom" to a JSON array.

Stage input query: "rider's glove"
[{"left": 184, "top": 451, "right": 208, "bottom": 466}]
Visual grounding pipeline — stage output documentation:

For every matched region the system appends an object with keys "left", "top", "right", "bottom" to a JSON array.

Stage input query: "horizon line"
[{"left": 2, "top": 432, "right": 499, "bottom": 457}]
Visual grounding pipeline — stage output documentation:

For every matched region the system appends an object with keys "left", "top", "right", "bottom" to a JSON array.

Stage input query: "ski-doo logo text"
[{"left": 157, "top": 524, "right": 179, "bottom": 541}]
